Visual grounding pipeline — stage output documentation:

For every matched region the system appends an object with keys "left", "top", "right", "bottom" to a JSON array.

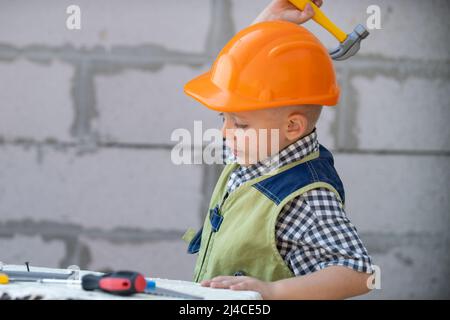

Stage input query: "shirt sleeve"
[{"left": 275, "top": 187, "right": 374, "bottom": 276}]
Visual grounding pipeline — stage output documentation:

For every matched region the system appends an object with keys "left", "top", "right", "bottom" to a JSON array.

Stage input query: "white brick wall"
[
  {"left": 0, "top": 145, "right": 203, "bottom": 230},
  {"left": 81, "top": 238, "right": 197, "bottom": 280},
  {"left": 0, "top": 235, "right": 66, "bottom": 268},
  {"left": 335, "top": 154, "right": 450, "bottom": 234},
  {"left": 361, "top": 238, "right": 449, "bottom": 299},
  {"left": 316, "top": 107, "right": 338, "bottom": 150},
  {"left": 0, "top": 0, "right": 211, "bottom": 52},
  {"left": 0, "top": 60, "right": 74, "bottom": 141},
  {"left": 351, "top": 75, "right": 450, "bottom": 151},
  {"left": 93, "top": 65, "right": 219, "bottom": 145}
]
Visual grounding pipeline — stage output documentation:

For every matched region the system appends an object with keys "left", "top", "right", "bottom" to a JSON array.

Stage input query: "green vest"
[{"left": 183, "top": 144, "right": 345, "bottom": 283}]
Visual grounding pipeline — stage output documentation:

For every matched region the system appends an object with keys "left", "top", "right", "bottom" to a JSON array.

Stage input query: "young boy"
[{"left": 182, "top": 0, "right": 373, "bottom": 299}]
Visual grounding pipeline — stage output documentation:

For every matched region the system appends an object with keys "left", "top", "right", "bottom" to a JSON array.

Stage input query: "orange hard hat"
[{"left": 184, "top": 20, "right": 340, "bottom": 112}]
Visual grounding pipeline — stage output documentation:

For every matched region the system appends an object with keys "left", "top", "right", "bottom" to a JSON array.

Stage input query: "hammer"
[{"left": 288, "top": 0, "right": 369, "bottom": 60}]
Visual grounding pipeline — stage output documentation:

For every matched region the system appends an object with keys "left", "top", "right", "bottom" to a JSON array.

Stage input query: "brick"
[
  {"left": 356, "top": 235, "right": 450, "bottom": 299},
  {"left": 0, "top": 235, "right": 66, "bottom": 268},
  {"left": 334, "top": 153, "right": 450, "bottom": 234},
  {"left": 93, "top": 65, "right": 221, "bottom": 145},
  {"left": 80, "top": 238, "right": 197, "bottom": 281},
  {"left": 350, "top": 75, "right": 450, "bottom": 151},
  {"left": 0, "top": 60, "right": 74, "bottom": 141},
  {"left": 230, "top": 0, "right": 267, "bottom": 30},
  {"left": 0, "top": 145, "right": 204, "bottom": 230},
  {"left": 0, "top": 0, "right": 210, "bottom": 52},
  {"left": 232, "top": 0, "right": 450, "bottom": 60},
  {"left": 316, "top": 105, "right": 338, "bottom": 150}
]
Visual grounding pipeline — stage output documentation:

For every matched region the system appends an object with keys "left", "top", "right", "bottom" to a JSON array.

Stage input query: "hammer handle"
[{"left": 288, "top": 0, "right": 348, "bottom": 42}]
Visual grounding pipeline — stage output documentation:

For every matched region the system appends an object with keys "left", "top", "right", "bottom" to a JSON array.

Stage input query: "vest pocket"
[{"left": 209, "top": 205, "right": 223, "bottom": 232}]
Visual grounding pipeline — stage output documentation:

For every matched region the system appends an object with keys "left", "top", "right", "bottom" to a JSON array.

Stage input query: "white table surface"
[{"left": 0, "top": 265, "right": 262, "bottom": 300}]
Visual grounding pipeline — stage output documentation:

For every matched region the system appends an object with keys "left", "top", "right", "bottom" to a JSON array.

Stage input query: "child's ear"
[{"left": 285, "top": 113, "right": 308, "bottom": 141}]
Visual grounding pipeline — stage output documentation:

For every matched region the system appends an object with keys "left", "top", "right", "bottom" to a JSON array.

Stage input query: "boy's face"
[
  {"left": 220, "top": 110, "right": 282, "bottom": 165},
  {"left": 220, "top": 106, "right": 318, "bottom": 166}
]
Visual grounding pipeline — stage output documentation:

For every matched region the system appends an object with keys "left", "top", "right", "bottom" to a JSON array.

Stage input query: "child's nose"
[{"left": 221, "top": 118, "right": 233, "bottom": 138}]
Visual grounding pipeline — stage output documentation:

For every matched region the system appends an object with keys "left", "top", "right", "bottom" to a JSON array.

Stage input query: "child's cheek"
[{"left": 237, "top": 134, "right": 260, "bottom": 165}]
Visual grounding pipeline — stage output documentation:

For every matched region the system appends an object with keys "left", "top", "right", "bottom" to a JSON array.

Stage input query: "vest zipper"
[
  {"left": 195, "top": 230, "right": 213, "bottom": 282},
  {"left": 195, "top": 191, "right": 230, "bottom": 282}
]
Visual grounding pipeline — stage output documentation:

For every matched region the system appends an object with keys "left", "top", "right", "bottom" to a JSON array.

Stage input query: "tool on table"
[
  {"left": 1, "top": 270, "right": 77, "bottom": 282},
  {"left": 0, "top": 273, "right": 9, "bottom": 284},
  {"left": 82, "top": 271, "right": 147, "bottom": 296},
  {"left": 3, "top": 271, "right": 76, "bottom": 281},
  {"left": 288, "top": 0, "right": 369, "bottom": 60},
  {"left": 0, "top": 273, "right": 81, "bottom": 285},
  {"left": 82, "top": 271, "right": 203, "bottom": 299},
  {"left": 0, "top": 261, "right": 80, "bottom": 283},
  {"left": 144, "top": 280, "right": 203, "bottom": 300}
]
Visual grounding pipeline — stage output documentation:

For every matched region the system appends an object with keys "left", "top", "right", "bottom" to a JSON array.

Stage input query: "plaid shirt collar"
[{"left": 225, "top": 129, "right": 319, "bottom": 192}]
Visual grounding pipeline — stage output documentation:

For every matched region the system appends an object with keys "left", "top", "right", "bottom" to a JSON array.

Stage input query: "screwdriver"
[
  {"left": 82, "top": 271, "right": 146, "bottom": 296},
  {"left": 82, "top": 271, "right": 203, "bottom": 299}
]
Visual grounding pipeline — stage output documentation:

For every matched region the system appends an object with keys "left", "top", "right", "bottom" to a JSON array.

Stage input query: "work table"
[{"left": 0, "top": 265, "right": 262, "bottom": 300}]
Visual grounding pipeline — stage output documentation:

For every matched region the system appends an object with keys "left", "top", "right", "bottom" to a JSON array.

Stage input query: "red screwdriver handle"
[{"left": 82, "top": 271, "right": 147, "bottom": 296}]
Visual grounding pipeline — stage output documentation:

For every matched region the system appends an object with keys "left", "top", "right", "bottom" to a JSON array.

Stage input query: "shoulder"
[
  {"left": 300, "top": 187, "right": 345, "bottom": 215},
  {"left": 277, "top": 187, "right": 346, "bottom": 228}
]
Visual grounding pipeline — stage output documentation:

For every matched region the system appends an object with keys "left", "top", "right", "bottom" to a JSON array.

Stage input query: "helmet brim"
[{"left": 184, "top": 71, "right": 340, "bottom": 112}]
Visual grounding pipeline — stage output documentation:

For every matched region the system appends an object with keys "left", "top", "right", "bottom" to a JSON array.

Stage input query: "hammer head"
[{"left": 329, "top": 24, "right": 369, "bottom": 61}]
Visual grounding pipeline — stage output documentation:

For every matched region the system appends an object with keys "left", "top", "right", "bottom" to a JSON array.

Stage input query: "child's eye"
[
  {"left": 234, "top": 123, "right": 248, "bottom": 129},
  {"left": 218, "top": 113, "right": 224, "bottom": 122}
]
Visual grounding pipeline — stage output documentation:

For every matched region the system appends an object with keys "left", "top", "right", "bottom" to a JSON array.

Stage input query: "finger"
[
  {"left": 210, "top": 281, "right": 229, "bottom": 289},
  {"left": 303, "top": 3, "right": 315, "bottom": 19},
  {"left": 282, "top": 3, "right": 315, "bottom": 24},
  {"left": 210, "top": 280, "right": 239, "bottom": 289},
  {"left": 200, "top": 280, "right": 212, "bottom": 287},
  {"left": 312, "top": 0, "right": 323, "bottom": 8},
  {"left": 210, "top": 278, "right": 247, "bottom": 289},
  {"left": 201, "top": 276, "right": 237, "bottom": 287},
  {"left": 210, "top": 276, "right": 237, "bottom": 282},
  {"left": 230, "top": 281, "right": 252, "bottom": 291}
]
